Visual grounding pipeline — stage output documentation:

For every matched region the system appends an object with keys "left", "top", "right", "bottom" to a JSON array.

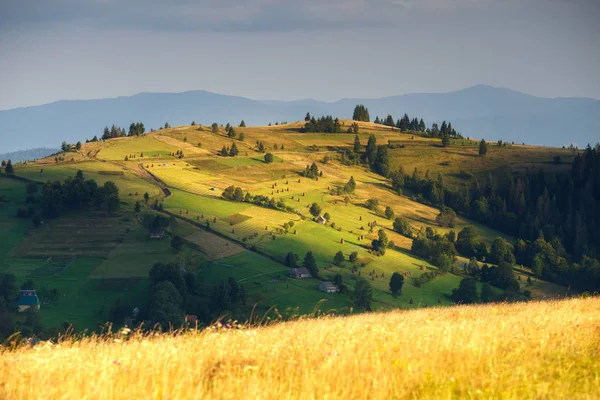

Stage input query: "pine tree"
[
  {"left": 389, "top": 272, "right": 404, "bottom": 297},
  {"left": 365, "top": 135, "right": 377, "bottom": 166},
  {"left": 479, "top": 139, "right": 488, "bottom": 156},
  {"left": 354, "top": 279, "right": 373, "bottom": 311},
  {"left": 441, "top": 135, "right": 450, "bottom": 147},
  {"left": 352, "top": 105, "right": 370, "bottom": 122},
  {"left": 303, "top": 251, "right": 318, "bottom": 277},
  {"left": 5, "top": 160, "right": 14, "bottom": 174},
  {"left": 353, "top": 135, "right": 361, "bottom": 153},
  {"left": 229, "top": 142, "right": 239, "bottom": 157}
]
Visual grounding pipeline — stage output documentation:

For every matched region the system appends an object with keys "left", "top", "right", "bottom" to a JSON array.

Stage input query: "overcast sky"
[{"left": 0, "top": 0, "right": 599, "bottom": 110}]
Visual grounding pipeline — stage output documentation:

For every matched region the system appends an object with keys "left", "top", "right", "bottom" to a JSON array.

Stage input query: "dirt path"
[{"left": 134, "top": 163, "right": 171, "bottom": 198}]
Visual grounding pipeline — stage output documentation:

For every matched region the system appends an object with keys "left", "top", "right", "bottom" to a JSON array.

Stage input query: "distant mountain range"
[
  {"left": 1, "top": 85, "right": 599, "bottom": 152},
  {"left": 0, "top": 148, "right": 59, "bottom": 163}
]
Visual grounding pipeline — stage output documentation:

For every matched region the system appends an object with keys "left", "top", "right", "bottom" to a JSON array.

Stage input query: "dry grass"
[
  {"left": 1, "top": 298, "right": 599, "bottom": 400},
  {"left": 184, "top": 229, "right": 245, "bottom": 260}
]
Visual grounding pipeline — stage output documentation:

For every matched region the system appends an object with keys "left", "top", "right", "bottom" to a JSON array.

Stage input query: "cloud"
[
  {"left": 0, "top": 0, "right": 490, "bottom": 32},
  {"left": 0, "top": 0, "right": 598, "bottom": 33}
]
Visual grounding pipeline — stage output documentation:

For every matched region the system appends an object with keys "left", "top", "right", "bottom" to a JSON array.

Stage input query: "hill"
[
  {"left": 1, "top": 297, "right": 598, "bottom": 399},
  {"left": 1, "top": 85, "right": 599, "bottom": 152},
  {"left": 0, "top": 120, "right": 578, "bottom": 335}
]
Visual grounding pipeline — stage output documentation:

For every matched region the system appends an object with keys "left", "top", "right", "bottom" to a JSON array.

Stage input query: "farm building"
[
  {"left": 289, "top": 268, "right": 311, "bottom": 279},
  {"left": 318, "top": 282, "right": 338, "bottom": 293},
  {"left": 317, "top": 215, "right": 327, "bottom": 224},
  {"left": 18, "top": 290, "right": 41, "bottom": 312}
]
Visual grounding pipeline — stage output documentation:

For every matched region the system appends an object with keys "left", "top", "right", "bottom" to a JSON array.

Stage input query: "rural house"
[
  {"left": 289, "top": 268, "right": 311, "bottom": 279},
  {"left": 318, "top": 281, "right": 338, "bottom": 293},
  {"left": 317, "top": 215, "right": 327, "bottom": 224},
  {"left": 18, "top": 290, "right": 41, "bottom": 312}
]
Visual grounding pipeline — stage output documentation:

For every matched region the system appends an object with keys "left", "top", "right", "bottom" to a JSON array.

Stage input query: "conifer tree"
[{"left": 479, "top": 139, "right": 488, "bottom": 156}]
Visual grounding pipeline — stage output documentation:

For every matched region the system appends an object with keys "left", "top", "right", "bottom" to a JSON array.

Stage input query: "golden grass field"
[{"left": 1, "top": 297, "right": 598, "bottom": 400}]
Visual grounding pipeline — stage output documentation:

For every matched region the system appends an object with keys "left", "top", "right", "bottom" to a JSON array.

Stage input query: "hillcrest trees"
[{"left": 352, "top": 105, "right": 370, "bottom": 122}]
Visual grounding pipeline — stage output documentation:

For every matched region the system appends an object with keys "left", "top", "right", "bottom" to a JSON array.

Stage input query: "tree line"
[
  {"left": 389, "top": 147, "right": 600, "bottom": 291},
  {"left": 301, "top": 116, "right": 342, "bottom": 133},
  {"left": 39, "top": 170, "right": 120, "bottom": 218}
]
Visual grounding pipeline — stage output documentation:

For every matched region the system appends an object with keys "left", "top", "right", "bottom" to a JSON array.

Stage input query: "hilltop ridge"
[{"left": 2, "top": 85, "right": 599, "bottom": 152}]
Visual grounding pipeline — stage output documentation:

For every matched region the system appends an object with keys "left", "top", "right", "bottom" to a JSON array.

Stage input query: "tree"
[
  {"left": 304, "top": 162, "right": 320, "bottom": 179},
  {"left": 238, "top": 132, "right": 245, "bottom": 142},
  {"left": 4, "top": 160, "right": 13, "bottom": 175},
  {"left": 144, "top": 192, "right": 150, "bottom": 203},
  {"left": 334, "top": 251, "right": 345, "bottom": 266},
  {"left": 150, "top": 281, "right": 184, "bottom": 329},
  {"left": 171, "top": 235, "right": 184, "bottom": 252},
  {"left": 20, "top": 279, "right": 35, "bottom": 291},
  {"left": 441, "top": 135, "right": 450, "bottom": 147},
  {"left": 229, "top": 142, "right": 239, "bottom": 157},
  {"left": 385, "top": 206, "right": 395, "bottom": 220},
  {"left": 372, "top": 229, "right": 389, "bottom": 255},
  {"left": 393, "top": 217, "right": 413, "bottom": 238},
  {"left": 436, "top": 206, "right": 456, "bottom": 228},
  {"left": 264, "top": 153, "right": 274, "bottom": 163},
  {"left": 211, "top": 123, "right": 219, "bottom": 133},
  {"left": 0, "top": 273, "right": 17, "bottom": 307},
  {"left": 220, "top": 146, "right": 229, "bottom": 157},
  {"left": 228, "top": 127, "right": 236, "bottom": 138},
  {"left": 354, "top": 279, "right": 373, "bottom": 311},
  {"left": 480, "top": 283, "right": 494, "bottom": 303},
  {"left": 285, "top": 252, "right": 299, "bottom": 268},
  {"left": 452, "top": 278, "right": 479, "bottom": 304},
  {"left": 365, "top": 135, "right": 377, "bottom": 166},
  {"left": 352, "top": 104, "right": 370, "bottom": 122},
  {"left": 343, "top": 176, "right": 356, "bottom": 193},
  {"left": 488, "top": 237, "right": 516, "bottom": 265},
  {"left": 233, "top": 187, "right": 244, "bottom": 202},
  {"left": 134, "top": 201, "right": 141, "bottom": 213},
  {"left": 75, "top": 141, "right": 82, "bottom": 150},
  {"left": 303, "top": 251, "right": 318, "bottom": 278},
  {"left": 465, "top": 257, "right": 481, "bottom": 278},
  {"left": 389, "top": 272, "right": 404, "bottom": 297},
  {"left": 99, "top": 181, "right": 120, "bottom": 214},
  {"left": 479, "top": 139, "right": 488, "bottom": 156},
  {"left": 349, "top": 251, "right": 358, "bottom": 262},
  {"left": 26, "top": 182, "right": 37, "bottom": 203},
  {"left": 353, "top": 135, "right": 361, "bottom": 153},
  {"left": 309, "top": 202, "right": 322, "bottom": 218},
  {"left": 365, "top": 198, "right": 379, "bottom": 211},
  {"left": 456, "top": 226, "right": 479, "bottom": 257},
  {"left": 239, "top": 120, "right": 246, "bottom": 128},
  {"left": 305, "top": 112, "right": 311, "bottom": 121}
]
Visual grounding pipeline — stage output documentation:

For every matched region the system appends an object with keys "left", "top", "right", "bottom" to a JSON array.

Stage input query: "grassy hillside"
[
  {"left": 0, "top": 120, "right": 572, "bottom": 332},
  {"left": 1, "top": 298, "right": 598, "bottom": 399}
]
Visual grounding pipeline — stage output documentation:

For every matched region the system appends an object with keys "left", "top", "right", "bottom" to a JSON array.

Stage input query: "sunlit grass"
[{"left": 1, "top": 297, "right": 598, "bottom": 399}]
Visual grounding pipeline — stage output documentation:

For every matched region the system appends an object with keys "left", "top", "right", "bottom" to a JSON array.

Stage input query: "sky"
[{"left": 0, "top": 0, "right": 599, "bottom": 110}]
